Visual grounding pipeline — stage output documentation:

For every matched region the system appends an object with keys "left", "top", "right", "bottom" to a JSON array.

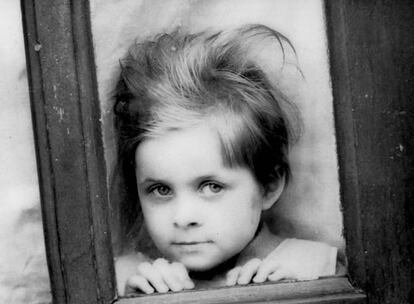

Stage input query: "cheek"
[
  {"left": 218, "top": 195, "right": 262, "bottom": 236},
  {"left": 238, "top": 189, "right": 263, "bottom": 217},
  {"left": 244, "top": 202, "right": 262, "bottom": 230},
  {"left": 141, "top": 204, "right": 170, "bottom": 239},
  {"left": 239, "top": 194, "right": 263, "bottom": 232}
]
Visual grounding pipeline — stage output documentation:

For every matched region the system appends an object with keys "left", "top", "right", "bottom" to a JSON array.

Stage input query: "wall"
[
  {"left": 91, "top": 0, "right": 345, "bottom": 252},
  {"left": 0, "top": 1, "right": 51, "bottom": 303},
  {"left": 0, "top": 0, "right": 345, "bottom": 302}
]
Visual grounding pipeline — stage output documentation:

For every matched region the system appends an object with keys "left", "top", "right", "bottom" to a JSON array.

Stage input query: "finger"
[
  {"left": 226, "top": 266, "right": 242, "bottom": 286},
  {"left": 137, "top": 262, "right": 169, "bottom": 293},
  {"left": 253, "top": 261, "right": 280, "bottom": 283},
  {"left": 237, "top": 258, "right": 262, "bottom": 285},
  {"left": 172, "top": 262, "right": 195, "bottom": 290},
  {"left": 153, "top": 259, "right": 183, "bottom": 292},
  {"left": 268, "top": 268, "right": 291, "bottom": 282},
  {"left": 125, "top": 275, "right": 154, "bottom": 295}
]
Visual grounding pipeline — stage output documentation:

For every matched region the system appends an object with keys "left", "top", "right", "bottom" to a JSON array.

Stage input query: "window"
[{"left": 21, "top": 0, "right": 413, "bottom": 303}]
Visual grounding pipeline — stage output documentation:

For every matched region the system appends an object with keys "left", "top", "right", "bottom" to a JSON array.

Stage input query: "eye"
[
  {"left": 200, "top": 181, "right": 224, "bottom": 195},
  {"left": 148, "top": 184, "right": 173, "bottom": 197}
]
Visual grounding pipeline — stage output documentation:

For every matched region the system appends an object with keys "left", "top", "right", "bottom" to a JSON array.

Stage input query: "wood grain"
[
  {"left": 325, "top": 1, "right": 414, "bottom": 303},
  {"left": 21, "top": 0, "right": 116, "bottom": 303},
  {"left": 116, "top": 277, "right": 365, "bottom": 304},
  {"left": 21, "top": 0, "right": 414, "bottom": 303}
]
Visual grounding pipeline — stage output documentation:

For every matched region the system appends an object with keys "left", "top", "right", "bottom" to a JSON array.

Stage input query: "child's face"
[{"left": 135, "top": 124, "right": 275, "bottom": 271}]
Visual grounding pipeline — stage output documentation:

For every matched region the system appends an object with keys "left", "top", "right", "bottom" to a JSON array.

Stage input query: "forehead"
[{"left": 135, "top": 124, "right": 225, "bottom": 179}]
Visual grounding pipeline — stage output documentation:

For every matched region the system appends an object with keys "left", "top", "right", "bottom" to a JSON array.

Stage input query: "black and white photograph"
[{"left": 0, "top": 1, "right": 412, "bottom": 303}]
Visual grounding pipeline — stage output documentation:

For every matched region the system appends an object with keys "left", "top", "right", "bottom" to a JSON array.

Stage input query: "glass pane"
[
  {"left": 90, "top": 0, "right": 345, "bottom": 297},
  {"left": 0, "top": 1, "right": 51, "bottom": 303}
]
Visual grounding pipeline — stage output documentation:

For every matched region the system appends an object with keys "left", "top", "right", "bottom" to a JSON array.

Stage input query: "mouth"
[
  {"left": 172, "top": 241, "right": 212, "bottom": 246},
  {"left": 171, "top": 241, "right": 213, "bottom": 254}
]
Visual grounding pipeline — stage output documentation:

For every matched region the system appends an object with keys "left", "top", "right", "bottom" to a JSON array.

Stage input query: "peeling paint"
[
  {"left": 52, "top": 85, "right": 58, "bottom": 100},
  {"left": 52, "top": 106, "right": 64, "bottom": 123},
  {"left": 34, "top": 43, "right": 42, "bottom": 51}
]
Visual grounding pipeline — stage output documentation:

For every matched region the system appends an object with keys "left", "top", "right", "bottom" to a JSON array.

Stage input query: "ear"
[{"left": 261, "top": 176, "right": 285, "bottom": 211}]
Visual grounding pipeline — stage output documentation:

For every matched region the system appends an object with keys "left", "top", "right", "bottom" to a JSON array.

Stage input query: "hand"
[
  {"left": 125, "top": 258, "right": 195, "bottom": 295},
  {"left": 225, "top": 258, "right": 262, "bottom": 286},
  {"left": 226, "top": 239, "right": 337, "bottom": 286}
]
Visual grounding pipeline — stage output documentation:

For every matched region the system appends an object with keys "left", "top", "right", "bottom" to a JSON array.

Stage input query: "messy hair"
[{"left": 113, "top": 25, "right": 301, "bottom": 248}]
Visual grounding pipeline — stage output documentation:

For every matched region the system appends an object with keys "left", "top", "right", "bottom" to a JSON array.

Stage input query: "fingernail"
[
  {"left": 158, "top": 286, "right": 169, "bottom": 293},
  {"left": 185, "top": 280, "right": 195, "bottom": 289},
  {"left": 253, "top": 275, "right": 265, "bottom": 283}
]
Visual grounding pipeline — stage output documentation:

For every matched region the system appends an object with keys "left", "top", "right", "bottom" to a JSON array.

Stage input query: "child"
[{"left": 112, "top": 25, "right": 338, "bottom": 296}]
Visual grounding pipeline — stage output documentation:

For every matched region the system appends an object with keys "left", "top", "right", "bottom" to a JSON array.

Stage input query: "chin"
[{"left": 180, "top": 257, "right": 219, "bottom": 272}]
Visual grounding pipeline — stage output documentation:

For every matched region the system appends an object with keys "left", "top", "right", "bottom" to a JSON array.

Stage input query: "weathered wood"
[
  {"left": 21, "top": 0, "right": 414, "bottom": 303},
  {"left": 116, "top": 277, "right": 365, "bottom": 304},
  {"left": 20, "top": 0, "right": 115, "bottom": 303},
  {"left": 325, "top": 1, "right": 414, "bottom": 303}
]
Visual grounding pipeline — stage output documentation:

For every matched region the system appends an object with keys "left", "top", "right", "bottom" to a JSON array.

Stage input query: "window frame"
[{"left": 20, "top": 0, "right": 413, "bottom": 303}]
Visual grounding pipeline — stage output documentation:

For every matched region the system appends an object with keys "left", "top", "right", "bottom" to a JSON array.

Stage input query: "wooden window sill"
[{"left": 115, "top": 277, "right": 365, "bottom": 304}]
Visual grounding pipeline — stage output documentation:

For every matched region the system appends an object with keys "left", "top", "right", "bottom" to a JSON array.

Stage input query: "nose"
[{"left": 173, "top": 194, "right": 201, "bottom": 229}]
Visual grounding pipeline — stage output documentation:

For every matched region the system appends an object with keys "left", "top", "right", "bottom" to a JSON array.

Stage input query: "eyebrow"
[
  {"left": 138, "top": 174, "right": 224, "bottom": 187},
  {"left": 193, "top": 175, "right": 221, "bottom": 184},
  {"left": 137, "top": 178, "right": 169, "bottom": 186}
]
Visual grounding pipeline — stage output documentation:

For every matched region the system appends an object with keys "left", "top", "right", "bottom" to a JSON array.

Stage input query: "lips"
[
  {"left": 172, "top": 240, "right": 212, "bottom": 245},
  {"left": 171, "top": 240, "right": 213, "bottom": 253}
]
